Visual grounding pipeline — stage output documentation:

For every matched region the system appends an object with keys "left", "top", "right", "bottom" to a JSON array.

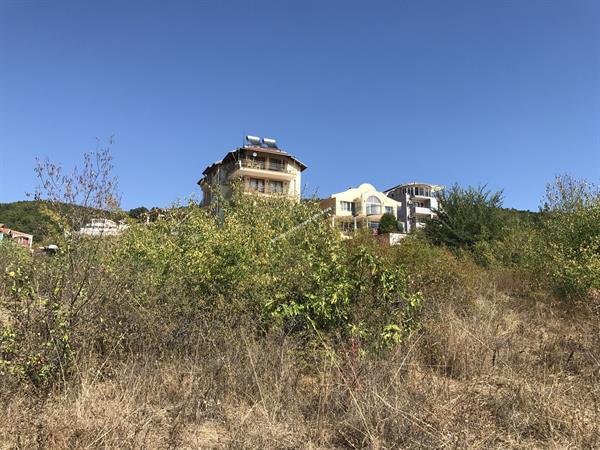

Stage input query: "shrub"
[
  {"left": 378, "top": 212, "right": 401, "bottom": 234},
  {"left": 479, "top": 175, "right": 600, "bottom": 300},
  {"left": 536, "top": 176, "right": 600, "bottom": 299},
  {"left": 423, "top": 184, "right": 505, "bottom": 251},
  {"left": 1, "top": 182, "right": 426, "bottom": 388},
  {"left": 392, "top": 234, "right": 484, "bottom": 309},
  {"left": 114, "top": 190, "right": 423, "bottom": 350}
]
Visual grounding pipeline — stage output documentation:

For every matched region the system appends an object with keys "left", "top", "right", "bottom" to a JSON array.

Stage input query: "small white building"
[{"left": 78, "top": 218, "right": 128, "bottom": 237}]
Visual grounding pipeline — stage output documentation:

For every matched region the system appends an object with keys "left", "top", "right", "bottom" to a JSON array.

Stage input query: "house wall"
[{"left": 324, "top": 183, "right": 401, "bottom": 217}]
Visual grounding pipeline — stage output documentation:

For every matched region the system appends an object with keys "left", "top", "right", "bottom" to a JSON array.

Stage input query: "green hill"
[
  {"left": 0, "top": 201, "right": 60, "bottom": 243},
  {"left": 0, "top": 201, "right": 131, "bottom": 244}
]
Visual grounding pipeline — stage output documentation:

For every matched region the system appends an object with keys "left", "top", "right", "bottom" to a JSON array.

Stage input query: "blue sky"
[{"left": 1, "top": 0, "right": 598, "bottom": 211}]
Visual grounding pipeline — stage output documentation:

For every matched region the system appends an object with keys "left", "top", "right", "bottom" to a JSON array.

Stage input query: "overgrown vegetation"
[
  {"left": 0, "top": 201, "right": 156, "bottom": 244},
  {"left": 422, "top": 176, "right": 600, "bottom": 301},
  {"left": 0, "top": 152, "right": 598, "bottom": 448},
  {"left": 423, "top": 183, "right": 505, "bottom": 250}
]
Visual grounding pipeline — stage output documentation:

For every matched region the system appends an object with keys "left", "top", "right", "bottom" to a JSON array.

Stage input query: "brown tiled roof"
[
  {"left": 199, "top": 146, "right": 307, "bottom": 180},
  {"left": 201, "top": 159, "right": 222, "bottom": 176},
  {"left": 0, "top": 226, "right": 33, "bottom": 239}
]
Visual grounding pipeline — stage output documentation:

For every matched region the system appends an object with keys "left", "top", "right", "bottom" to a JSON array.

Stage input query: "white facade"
[
  {"left": 78, "top": 218, "right": 128, "bottom": 237},
  {"left": 320, "top": 183, "right": 403, "bottom": 236},
  {"left": 385, "top": 182, "right": 444, "bottom": 233}
]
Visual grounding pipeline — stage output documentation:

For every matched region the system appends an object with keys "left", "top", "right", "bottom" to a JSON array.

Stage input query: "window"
[
  {"left": 269, "top": 180, "right": 283, "bottom": 193},
  {"left": 365, "top": 196, "right": 381, "bottom": 215},
  {"left": 385, "top": 206, "right": 393, "bottom": 215},
  {"left": 249, "top": 178, "right": 265, "bottom": 192},
  {"left": 411, "top": 186, "right": 431, "bottom": 197},
  {"left": 340, "top": 201, "right": 353, "bottom": 213},
  {"left": 368, "top": 221, "right": 379, "bottom": 229},
  {"left": 340, "top": 221, "right": 354, "bottom": 233},
  {"left": 269, "top": 158, "right": 285, "bottom": 172}
]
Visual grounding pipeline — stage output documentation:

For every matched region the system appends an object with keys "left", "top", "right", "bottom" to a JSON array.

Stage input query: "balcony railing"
[
  {"left": 410, "top": 205, "right": 432, "bottom": 215},
  {"left": 239, "top": 159, "right": 291, "bottom": 173}
]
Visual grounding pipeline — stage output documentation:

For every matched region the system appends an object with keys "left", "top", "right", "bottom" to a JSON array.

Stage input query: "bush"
[
  {"left": 0, "top": 186, "right": 425, "bottom": 388},
  {"left": 536, "top": 176, "right": 600, "bottom": 299},
  {"left": 423, "top": 184, "right": 505, "bottom": 251},
  {"left": 115, "top": 190, "right": 423, "bottom": 349},
  {"left": 378, "top": 212, "right": 401, "bottom": 234},
  {"left": 478, "top": 175, "right": 600, "bottom": 301}
]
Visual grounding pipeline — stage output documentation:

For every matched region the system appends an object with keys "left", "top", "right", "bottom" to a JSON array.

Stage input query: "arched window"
[{"left": 365, "top": 195, "right": 381, "bottom": 215}]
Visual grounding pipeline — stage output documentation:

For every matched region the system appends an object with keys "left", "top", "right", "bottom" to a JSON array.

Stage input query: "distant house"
[
  {"left": 320, "top": 183, "right": 402, "bottom": 237},
  {"left": 385, "top": 182, "right": 444, "bottom": 233},
  {"left": 198, "top": 135, "right": 307, "bottom": 211},
  {"left": 78, "top": 218, "right": 128, "bottom": 237},
  {"left": 0, "top": 224, "right": 33, "bottom": 248}
]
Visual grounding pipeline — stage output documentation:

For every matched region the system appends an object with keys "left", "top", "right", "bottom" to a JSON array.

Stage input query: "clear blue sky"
[{"left": 1, "top": 0, "right": 598, "bottom": 211}]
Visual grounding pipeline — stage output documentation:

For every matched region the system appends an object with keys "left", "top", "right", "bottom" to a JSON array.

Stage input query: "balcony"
[
  {"left": 411, "top": 206, "right": 432, "bottom": 215},
  {"left": 411, "top": 194, "right": 434, "bottom": 202},
  {"left": 231, "top": 159, "right": 296, "bottom": 181}
]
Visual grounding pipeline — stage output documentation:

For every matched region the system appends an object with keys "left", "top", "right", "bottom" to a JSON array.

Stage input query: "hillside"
[
  {"left": 0, "top": 201, "right": 59, "bottom": 243},
  {"left": 0, "top": 201, "right": 130, "bottom": 244}
]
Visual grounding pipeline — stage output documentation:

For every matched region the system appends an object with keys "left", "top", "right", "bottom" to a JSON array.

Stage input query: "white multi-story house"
[
  {"left": 384, "top": 182, "right": 444, "bottom": 233},
  {"left": 198, "top": 136, "right": 307, "bottom": 209},
  {"left": 320, "top": 183, "right": 402, "bottom": 236},
  {"left": 78, "top": 218, "right": 128, "bottom": 237}
]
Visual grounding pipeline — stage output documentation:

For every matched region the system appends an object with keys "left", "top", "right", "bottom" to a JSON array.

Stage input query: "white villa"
[
  {"left": 320, "top": 183, "right": 402, "bottom": 236},
  {"left": 384, "top": 182, "right": 444, "bottom": 233}
]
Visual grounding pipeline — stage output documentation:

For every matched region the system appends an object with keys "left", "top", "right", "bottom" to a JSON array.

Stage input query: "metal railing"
[{"left": 239, "top": 160, "right": 291, "bottom": 173}]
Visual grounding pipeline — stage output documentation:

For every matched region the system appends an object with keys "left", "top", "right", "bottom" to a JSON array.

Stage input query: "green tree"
[
  {"left": 423, "top": 184, "right": 504, "bottom": 250},
  {"left": 378, "top": 213, "right": 401, "bottom": 234},
  {"left": 127, "top": 206, "right": 149, "bottom": 220}
]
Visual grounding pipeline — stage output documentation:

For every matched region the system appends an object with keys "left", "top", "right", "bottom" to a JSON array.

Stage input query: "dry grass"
[{"left": 2, "top": 283, "right": 599, "bottom": 450}]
